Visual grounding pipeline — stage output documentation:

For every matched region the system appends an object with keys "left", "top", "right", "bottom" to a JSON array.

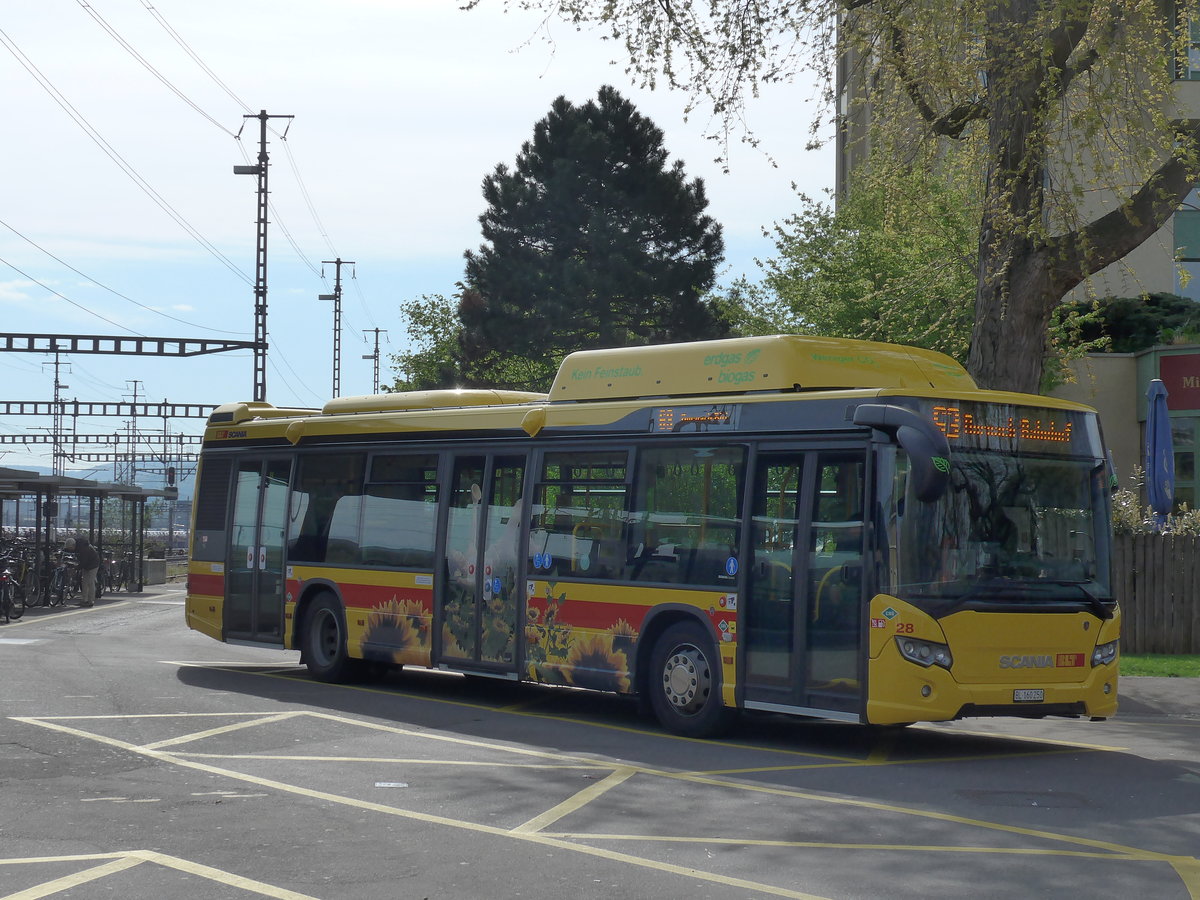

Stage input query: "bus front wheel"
[
  {"left": 303, "top": 593, "right": 355, "bottom": 683},
  {"left": 648, "top": 621, "right": 735, "bottom": 738}
]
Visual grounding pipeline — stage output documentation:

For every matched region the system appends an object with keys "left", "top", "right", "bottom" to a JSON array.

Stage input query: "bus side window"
[
  {"left": 529, "top": 451, "right": 628, "bottom": 580},
  {"left": 627, "top": 446, "right": 745, "bottom": 586},
  {"left": 289, "top": 453, "right": 366, "bottom": 564},
  {"left": 809, "top": 454, "right": 866, "bottom": 627},
  {"left": 360, "top": 454, "right": 439, "bottom": 569}
]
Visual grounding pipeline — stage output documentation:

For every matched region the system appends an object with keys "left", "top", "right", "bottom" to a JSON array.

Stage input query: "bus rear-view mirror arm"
[{"left": 852, "top": 403, "right": 951, "bottom": 503}]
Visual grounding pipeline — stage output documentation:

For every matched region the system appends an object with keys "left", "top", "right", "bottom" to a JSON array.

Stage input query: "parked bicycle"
[
  {"left": 0, "top": 538, "right": 40, "bottom": 610},
  {"left": 0, "top": 557, "right": 24, "bottom": 623},
  {"left": 46, "top": 550, "right": 79, "bottom": 607},
  {"left": 111, "top": 551, "right": 138, "bottom": 593}
]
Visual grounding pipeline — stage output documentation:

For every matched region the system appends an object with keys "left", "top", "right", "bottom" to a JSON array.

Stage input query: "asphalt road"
[{"left": 2, "top": 585, "right": 1197, "bottom": 900}]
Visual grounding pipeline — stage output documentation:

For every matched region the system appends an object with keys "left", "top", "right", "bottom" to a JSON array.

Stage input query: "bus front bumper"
[{"left": 866, "top": 645, "right": 1119, "bottom": 725}]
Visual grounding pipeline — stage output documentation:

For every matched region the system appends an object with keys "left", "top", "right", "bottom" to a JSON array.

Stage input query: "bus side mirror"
[{"left": 853, "top": 404, "right": 951, "bottom": 504}]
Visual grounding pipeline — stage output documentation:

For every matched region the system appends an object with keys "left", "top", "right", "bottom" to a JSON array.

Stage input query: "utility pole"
[
  {"left": 319, "top": 258, "right": 354, "bottom": 398},
  {"left": 42, "top": 348, "right": 70, "bottom": 477},
  {"left": 362, "top": 327, "right": 388, "bottom": 394},
  {"left": 123, "top": 380, "right": 142, "bottom": 485},
  {"left": 234, "top": 110, "right": 293, "bottom": 403}
]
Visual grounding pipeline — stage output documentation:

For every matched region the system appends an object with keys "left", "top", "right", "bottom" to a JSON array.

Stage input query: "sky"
[{"left": 0, "top": 0, "right": 832, "bottom": 481}]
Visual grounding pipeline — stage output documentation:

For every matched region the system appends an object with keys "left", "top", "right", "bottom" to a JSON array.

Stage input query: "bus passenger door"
[
  {"left": 438, "top": 454, "right": 526, "bottom": 672},
  {"left": 805, "top": 452, "right": 866, "bottom": 713},
  {"left": 744, "top": 449, "right": 865, "bottom": 715},
  {"left": 744, "top": 451, "right": 808, "bottom": 706},
  {"left": 226, "top": 457, "right": 291, "bottom": 642}
]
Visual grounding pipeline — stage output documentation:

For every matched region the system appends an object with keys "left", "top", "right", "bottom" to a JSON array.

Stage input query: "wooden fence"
[{"left": 1112, "top": 533, "right": 1200, "bottom": 654}]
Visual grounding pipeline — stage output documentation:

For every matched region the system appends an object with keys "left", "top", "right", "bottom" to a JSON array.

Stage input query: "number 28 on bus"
[{"left": 185, "top": 335, "right": 1119, "bottom": 737}]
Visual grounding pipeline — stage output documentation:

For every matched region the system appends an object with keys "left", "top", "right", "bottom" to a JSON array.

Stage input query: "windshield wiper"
[
  {"left": 904, "top": 578, "right": 1114, "bottom": 619},
  {"left": 1039, "top": 580, "right": 1114, "bottom": 620}
]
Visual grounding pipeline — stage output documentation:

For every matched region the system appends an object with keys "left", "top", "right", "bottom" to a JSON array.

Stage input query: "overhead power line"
[
  {"left": 0, "top": 27, "right": 252, "bottom": 285},
  {"left": 0, "top": 218, "right": 249, "bottom": 337},
  {"left": 76, "top": 0, "right": 236, "bottom": 136},
  {"left": 0, "top": 255, "right": 144, "bottom": 335},
  {"left": 141, "top": 0, "right": 252, "bottom": 113}
]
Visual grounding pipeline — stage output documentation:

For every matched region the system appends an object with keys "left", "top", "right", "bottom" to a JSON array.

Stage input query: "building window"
[
  {"left": 1174, "top": 418, "right": 1197, "bottom": 510},
  {"left": 1175, "top": 3, "right": 1200, "bottom": 80},
  {"left": 1175, "top": 201, "right": 1200, "bottom": 301}
]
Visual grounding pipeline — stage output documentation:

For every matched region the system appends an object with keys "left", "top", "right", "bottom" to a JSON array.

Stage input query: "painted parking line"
[
  {"left": 12, "top": 711, "right": 1200, "bottom": 900},
  {"left": 174, "top": 658, "right": 1136, "bottom": 764},
  {"left": 0, "top": 850, "right": 320, "bottom": 900}
]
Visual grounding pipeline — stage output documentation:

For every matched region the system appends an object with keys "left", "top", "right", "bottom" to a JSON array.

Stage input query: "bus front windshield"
[{"left": 887, "top": 449, "right": 1112, "bottom": 609}]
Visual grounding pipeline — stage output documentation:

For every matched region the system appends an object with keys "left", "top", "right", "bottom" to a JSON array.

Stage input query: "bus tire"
[
  {"left": 303, "top": 593, "right": 356, "bottom": 683},
  {"left": 648, "top": 620, "right": 735, "bottom": 738}
]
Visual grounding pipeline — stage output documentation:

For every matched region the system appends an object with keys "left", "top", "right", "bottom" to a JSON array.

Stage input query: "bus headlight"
[
  {"left": 895, "top": 636, "right": 953, "bottom": 669},
  {"left": 1091, "top": 639, "right": 1118, "bottom": 667}
]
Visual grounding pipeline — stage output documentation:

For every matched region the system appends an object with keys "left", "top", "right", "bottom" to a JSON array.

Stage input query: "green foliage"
[
  {"left": 458, "top": 85, "right": 730, "bottom": 390},
  {"left": 704, "top": 277, "right": 794, "bottom": 337},
  {"left": 753, "top": 175, "right": 977, "bottom": 363},
  {"left": 1041, "top": 298, "right": 1112, "bottom": 391},
  {"left": 1120, "top": 654, "right": 1200, "bottom": 677},
  {"left": 1112, "top": 468, "right": 1200, "bottom": 535},
  {"left": 387, "top": 293, "right": 463, "bottom": 391},
  {"left": 1053, "top": 293, "right": 1200, "bottom": 355}
]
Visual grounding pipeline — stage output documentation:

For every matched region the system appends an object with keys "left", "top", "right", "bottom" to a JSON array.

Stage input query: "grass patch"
[{"left": 1120, "top": 654, "right": 1200, "bottom": 678}]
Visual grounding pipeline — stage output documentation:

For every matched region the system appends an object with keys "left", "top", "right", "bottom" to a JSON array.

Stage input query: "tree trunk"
[
  {"left": 966, "top": 0, "right": 1056, "bottom": 394},
  {"left": 968, "top": 239, "right": 1055, "bottom": 393}
]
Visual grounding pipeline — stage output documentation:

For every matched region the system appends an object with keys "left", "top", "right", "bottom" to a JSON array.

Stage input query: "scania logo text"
[{"left": 999, "top": 654, "right": 1053, "bottom": 669}]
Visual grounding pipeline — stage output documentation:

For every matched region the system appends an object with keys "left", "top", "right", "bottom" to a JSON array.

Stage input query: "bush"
[{"left": 1112, "top": 467, "right": 1200, "bottom": 535}]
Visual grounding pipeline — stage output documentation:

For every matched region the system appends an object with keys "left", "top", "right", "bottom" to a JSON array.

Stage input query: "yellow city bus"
[{"left": 185, "top": 335, "right": 1119, "bottom": 736}]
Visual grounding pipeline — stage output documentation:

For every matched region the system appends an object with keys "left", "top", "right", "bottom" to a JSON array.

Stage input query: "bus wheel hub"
[{"left": 663, "top": 647, "right": 707, "bottom": 711}]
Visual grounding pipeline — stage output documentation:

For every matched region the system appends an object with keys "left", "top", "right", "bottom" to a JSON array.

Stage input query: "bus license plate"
[{"left": 1013, "top": 689, "right": 1044, "bottom": 702}]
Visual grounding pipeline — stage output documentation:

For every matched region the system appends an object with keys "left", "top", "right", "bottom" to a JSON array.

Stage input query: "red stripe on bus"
[{"left": 188, "top": 572, "right": 225, "bottom": 596}]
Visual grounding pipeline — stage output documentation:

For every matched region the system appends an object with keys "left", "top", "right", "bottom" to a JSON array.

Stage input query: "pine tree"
[{"left": 458, "top": 85, "right": 727, "bottom": 389}]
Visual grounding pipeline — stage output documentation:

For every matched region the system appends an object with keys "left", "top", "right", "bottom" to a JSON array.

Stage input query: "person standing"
[{"left": 65, "top": 535, "right": 101, "bottom": 608}]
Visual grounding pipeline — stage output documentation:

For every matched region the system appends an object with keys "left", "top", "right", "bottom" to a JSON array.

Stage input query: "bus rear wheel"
[
  {"left": 303, "top": 593, "right": 356, "bottom": 683},
  {"left": 648, "top": 620, "right": 735, "bottom": 738}
]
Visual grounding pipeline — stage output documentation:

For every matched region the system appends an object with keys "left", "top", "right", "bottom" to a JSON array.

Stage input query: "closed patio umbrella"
[{"left": 1145, "top": 378, "right": 1174, "bottom": 530}]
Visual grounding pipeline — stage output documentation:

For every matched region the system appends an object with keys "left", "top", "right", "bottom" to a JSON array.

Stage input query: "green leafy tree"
[
  {"left": 1053, "top": 293, "right": 1200, "bottom": 354},
  {"left": 457, "top": 85, "right": 729, "bottom": 390},
  {"left": 387, "top": 293, "right": 462, "bottom": 391},
  {"left": 388, "top": 290, "right": 570, "bottom": 391},
  {"left": 481, "top": 1, "right": 1200, "bottom": 393},
  {"left": 755, "top": 174, "right": 977, "bottom": 363}
]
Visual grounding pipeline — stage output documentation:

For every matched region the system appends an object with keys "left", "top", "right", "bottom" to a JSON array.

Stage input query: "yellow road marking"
[
  {"left": 170, "top": 663, "right": 873, "bottom": 763},
  {"left": 176, "top": 753, "right": 603, "bottom": 768},
  {"left": 1171, "top": 857, "right": 1200, "bottom": 899},
  {"left": 205, "top": 660, "right": 1140, "bottom": 760},
  {"left": 14, "top": 710, "right": 1183, "bottom": 862},
  {"left": 13, "top": 716, "right": 830, "bottom": 900},
  {"left": 930, "top": 726, "right": 1131, "bottom": 752},
  {"left": 13, "top": 710, "right": 1198, "bottom": 899},
  {"left": 32, "top": 711, "right": 286, "bottom": 719},
  {"left": 658, "top": 768, "right": 1184, "bottom": 859},
  {"left": 703, "top": 747, "right": 1085, "bottom": 775},
  {"left": 513, "top": 767, "right": 637, "bottom": 834},
  {"left": 126, "top": 849, "right": 322, "bottom": 899},
  {"left": 543, "top": 833, "right": 1150, "bottom": 858},
  {"left": 160, "top": 662, "right": 302, "bottom": 674},
  {"left": 139, "top": 712, "right": 304, "bottom": 750},
  {"left": 0, "top": 852, "right": 321, "bottom": 900},
  {"left": 298, "top": 709, "right": 612, "bottom": 763},
  {"left": 1, "top": 857, "right": 142, "bottom": 899}
]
